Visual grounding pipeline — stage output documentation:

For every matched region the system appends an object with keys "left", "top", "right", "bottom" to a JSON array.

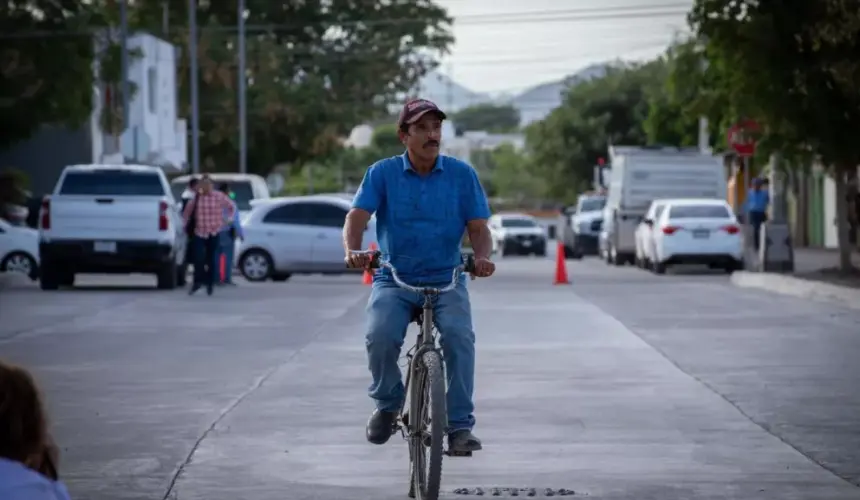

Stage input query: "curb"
[{"left": 730, "top": 271, "right": 860, "bottom": 311}]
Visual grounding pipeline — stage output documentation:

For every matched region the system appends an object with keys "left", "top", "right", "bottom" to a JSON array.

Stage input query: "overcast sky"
[{"left": 432, "top": 0, "right": 693, "bottom": 94}]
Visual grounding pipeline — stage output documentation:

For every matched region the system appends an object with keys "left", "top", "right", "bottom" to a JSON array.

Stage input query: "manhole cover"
[{"left": 452, "top": 487, "right": 577, "bottom": 497}]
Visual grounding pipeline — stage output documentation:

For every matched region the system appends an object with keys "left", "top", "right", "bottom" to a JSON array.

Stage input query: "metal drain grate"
[{"left": 452, "top": 487, "right": 577, "bottom": 497}]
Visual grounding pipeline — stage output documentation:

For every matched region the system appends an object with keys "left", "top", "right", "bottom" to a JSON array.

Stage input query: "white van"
[{"left": 170, "top": 173, "right": 270, "bottom": 215}]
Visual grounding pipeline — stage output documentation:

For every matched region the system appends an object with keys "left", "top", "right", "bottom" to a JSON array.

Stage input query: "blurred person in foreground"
[
  {"left": 744, "top": 177, "right": 770, "bottom": 250},
  {"left": 183, "top": 175, "right": 235, "bottom": 295},
  {"left": 0, "top": 360, "right": 71, "bottom": 500},
  {"left": 343, "top": 98, "right": 494, "bottom": 453},
  {"left": 215, "top": 182, "right": 244, "bottom": 286}
]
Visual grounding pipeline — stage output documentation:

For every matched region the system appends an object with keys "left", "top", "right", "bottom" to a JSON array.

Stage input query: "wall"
[{"left": 120, "top": 33, "right": 186, "bottom": 169}]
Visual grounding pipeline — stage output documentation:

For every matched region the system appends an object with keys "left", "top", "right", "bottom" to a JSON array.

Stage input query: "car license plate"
[
  {"left": 692, "top": 230, "right": 710, "bottom": 239},
  {"left": 522, "top": 240, "right": 532, "bottom": 247},
  {"left": 94, "top": 241, "right": 117, "bottom": 253}
]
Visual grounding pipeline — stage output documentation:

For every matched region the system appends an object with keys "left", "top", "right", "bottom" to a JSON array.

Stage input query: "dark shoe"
[
  {"left": 448, "top": 430, "right": 482, "bottom": 452},
  {"left": 366, "top": 409, "right": 397, "bottom": 445},
  {"left": 206, "top": 285, "right": 214, "bottom": 296},
  {"left": 188, "top": 284, "right": 201, "bottom": 296}
]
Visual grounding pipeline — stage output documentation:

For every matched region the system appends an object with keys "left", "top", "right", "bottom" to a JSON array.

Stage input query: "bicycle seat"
[{"left": 410, "top": 308, "right": 423, "bottom": 325}]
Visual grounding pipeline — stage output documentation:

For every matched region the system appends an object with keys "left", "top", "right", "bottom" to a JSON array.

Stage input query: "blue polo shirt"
[{"left": 352, "top": 152, "right": 491, "bottom": 286}]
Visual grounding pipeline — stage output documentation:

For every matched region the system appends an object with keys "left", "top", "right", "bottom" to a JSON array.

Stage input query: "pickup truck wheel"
[
  {"left": 40, "top": 268, "right": 60, "bottom": 290},
  {"left": 157, "top": 264, "right": 178, "bottom": 290},
  {"left": 240, "top": 250, "right": 273, "bottom": 282},
  {"left": 60, "top": 272, "right": 75, "bottom": 287}
]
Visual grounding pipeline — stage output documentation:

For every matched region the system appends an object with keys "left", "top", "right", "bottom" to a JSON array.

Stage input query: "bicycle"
[{"left": 348, "top": 249, "right": 477, "bottom": 500}]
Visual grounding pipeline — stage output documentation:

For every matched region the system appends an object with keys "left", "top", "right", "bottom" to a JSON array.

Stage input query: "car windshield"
[
  {"left": 579, "top": 198, "right": 606, "bottom": 212},
  {"left": 668, "top": 204, "right": 731, "bottom": 219},
  {"left": 60, "top": 171, "right": 165, "bottom": 196},
  {"left": 501, "top": 218, "right": 537, "bottom": 228},
  {"left": 171, "top": 180, "right": 255, "bottom": 211}
]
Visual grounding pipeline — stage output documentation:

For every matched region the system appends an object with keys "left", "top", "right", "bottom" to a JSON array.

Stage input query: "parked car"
[
  {"left": 38, "top": 164, "right": 188, "bottom": 290},
  {"left": 488, "top": 213, "right": 547, "bottom": 257},
  {"left": 236, "top": 195, "right": 378, "bottom": 282},
  {"left": 648, "top": 198, "right": 743, "bottom": 274},
  {"left": 559, "top": 192, "right": 606, "bottom": 258},
  {"left": 634, "top": 199, "right": 669, "bottom": 269},
  {"left": 0, "top": 217, "right": 40, "bottom": 280}
]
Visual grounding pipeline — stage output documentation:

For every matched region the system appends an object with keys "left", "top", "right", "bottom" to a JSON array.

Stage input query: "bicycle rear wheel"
[{"left": 408, "top": 350, "right": 446, "bottom": 500}]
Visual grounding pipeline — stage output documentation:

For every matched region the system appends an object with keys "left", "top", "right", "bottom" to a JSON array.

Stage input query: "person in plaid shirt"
[{"left": 183, "top": 175, "right": 236, "bottom": 295}]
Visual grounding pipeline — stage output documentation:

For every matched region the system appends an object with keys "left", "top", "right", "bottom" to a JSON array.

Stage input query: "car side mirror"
[{"left": 644, "top": 219, "right": 653, "bottom": 227}]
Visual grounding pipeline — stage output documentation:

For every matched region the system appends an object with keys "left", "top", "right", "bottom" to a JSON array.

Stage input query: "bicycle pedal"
[{"left": 444, "top": 449, "right": 473, "bottom": 457}]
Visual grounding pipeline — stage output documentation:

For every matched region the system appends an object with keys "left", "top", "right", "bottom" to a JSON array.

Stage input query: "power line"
[{"left": 0, "top": 5, "right": 690, "bottom": 39}]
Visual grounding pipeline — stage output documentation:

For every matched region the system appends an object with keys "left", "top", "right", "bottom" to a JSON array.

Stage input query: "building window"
[{"left": 147, "top": 67, "right": 157, "bottom": 113}]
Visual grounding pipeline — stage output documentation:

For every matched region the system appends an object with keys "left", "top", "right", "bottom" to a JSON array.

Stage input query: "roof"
[
  {"left": 491, "top": 212, "right": 536, "bottom": 219},
  {"left": 249, "top": 194, "right": 353, "bottom": 208},
  {"left": 658, "top": 197, "right": 730, "bottom": 206},
  {"left": 64, "top": 164, "right": 163, "bottom": 173},
  {"left": 171, "top": 173, "right": 266, "bottom": 182}
]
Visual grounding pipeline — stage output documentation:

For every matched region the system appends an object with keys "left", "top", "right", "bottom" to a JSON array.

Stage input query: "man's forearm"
[
  {"left": 343, "top": 209, "right": 370, "bottom": 252},
  {"left": 468, "top": 225, "right": 493, "bottom": 259}
]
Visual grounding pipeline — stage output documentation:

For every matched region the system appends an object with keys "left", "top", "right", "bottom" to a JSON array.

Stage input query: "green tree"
[
  {"left": 524, "top": 61, "right": 669, "bottom": 202},
  {"left": 452, "top": 103, "right": 520, "bottom": 133},
  {"left": 129, "top": 0, "right": 452, "bottom": 177},
  {"left": 487, "top": 144, "right": 545, "bottom": 202},
  {"left": 0, "top": 1, "right": 113, "bottom": 149},
  {"left": 690, "top": 0, "right": 860, "bottom": 270},
  {"left": 370, "top": 124, "right": 404, "bottom": 157}
]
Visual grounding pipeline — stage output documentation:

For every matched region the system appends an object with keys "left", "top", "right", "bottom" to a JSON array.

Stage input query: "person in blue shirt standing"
[
  {"left": 343, "top": 98, "right": 496, "bottom": 454},
  {"left": 215, "top": 182, "right": 244, "bottom": 286},
  {"left": 744, "top": 177, "right": 770, "bottom": 250}
]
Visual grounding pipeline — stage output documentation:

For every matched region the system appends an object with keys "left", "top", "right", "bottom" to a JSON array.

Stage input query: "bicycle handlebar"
[{"left": 347, "top": 250, "right": 476, "bottom": 294}]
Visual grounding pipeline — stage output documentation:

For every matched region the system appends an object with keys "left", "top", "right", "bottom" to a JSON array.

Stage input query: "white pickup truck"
[{"left": 38, "top": 164, "right": 189, "bottom": 290}]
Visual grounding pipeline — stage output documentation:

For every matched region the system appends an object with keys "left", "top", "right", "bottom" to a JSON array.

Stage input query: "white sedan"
[
  {"left": 236, "top": 195, "right": 378, "bottom": 282},
  {"left": 649, "top": 198, "right": 743, "bottom": 274},
  {"left": 0, "top": 217, "right": 40, "bottom": 280},
  {"left": 634, "top": 199, "right": 668, "bottom": 269}
]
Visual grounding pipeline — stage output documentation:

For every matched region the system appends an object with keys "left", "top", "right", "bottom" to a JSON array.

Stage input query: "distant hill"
[
  {"left": 407, "top": 71, "right": 493, "bottom": 112},
  {"left": 390, "top": 62, "right": 615, "bottom": 127},
  {"left": 502, "top": 63, "right": 611, "bottom": 127}
]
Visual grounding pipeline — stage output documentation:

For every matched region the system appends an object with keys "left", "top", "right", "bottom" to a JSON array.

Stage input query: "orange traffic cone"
[
  {"left": 554, "top": 241, "right": 570, "bottom": 285},
  {"left": 362, "top": 242, "right": 378, "bottom": 285},
  {"left": 219, "top": 253, "right": 226, "bottom": 283}
]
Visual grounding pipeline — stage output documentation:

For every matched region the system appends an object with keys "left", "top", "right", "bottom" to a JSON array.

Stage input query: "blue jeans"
[
  {"left": 215, "top": 231, "right": 235, "bottom": 283},
  {"left": 365, "top": 279, "right": 476, "bottom": 432}
]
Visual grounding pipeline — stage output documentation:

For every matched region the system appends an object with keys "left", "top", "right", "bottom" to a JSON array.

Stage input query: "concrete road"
[{"left": 1, "top": 258, "right": 859, "bottom": 500}]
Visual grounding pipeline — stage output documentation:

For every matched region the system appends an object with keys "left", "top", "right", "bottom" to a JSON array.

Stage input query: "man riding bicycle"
[{"left": 343, "top": 98, "right": 495, "bottom": 454}]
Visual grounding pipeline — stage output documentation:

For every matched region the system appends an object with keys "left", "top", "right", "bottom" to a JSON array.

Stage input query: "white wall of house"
[
  {"left": 116, "top": 32, "right": 187, "bottom": 170},
  {"left": 821, "top": 166, "right": 860, "bottom": 248},
  {"left": 823, "top": 175, "right": 838, "bottom": 248}
]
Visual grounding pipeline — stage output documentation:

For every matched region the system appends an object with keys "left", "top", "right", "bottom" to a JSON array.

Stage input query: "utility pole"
[
  {"left": 119, "top": 0, "right": 130, "bottom": 135},
  {"left": 445, "top": 63, "right": 453, "bottom": 110},
  {"left": 188, "top": 0, "right": 200, "bottom": 173},
  {"left": 162, "top": 2, "right": 169, "bottom": 35},
  {"left": 238, "top": 0, "right": 247, "bottom": 174}
]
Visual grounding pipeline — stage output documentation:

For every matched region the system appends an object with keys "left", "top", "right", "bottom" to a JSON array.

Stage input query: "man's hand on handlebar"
[
  {"left": 470, "top": 256, "right": 495, "bottom": 278},
  {"left": 345, "top": 250, "right": 376, "bottom": 269}
]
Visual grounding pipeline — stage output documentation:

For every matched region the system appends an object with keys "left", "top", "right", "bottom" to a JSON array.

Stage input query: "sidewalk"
[
  {"left": 169, "top": 269, "right": 858, "bottom": 500},
  {"left": 732, "top": 247, "right": 860, "bottom": 310}
]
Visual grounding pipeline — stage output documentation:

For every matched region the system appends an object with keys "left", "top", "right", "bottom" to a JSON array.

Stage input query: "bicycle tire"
[{"left": 409, "top": 350, "right": 447, "bottom": 500}]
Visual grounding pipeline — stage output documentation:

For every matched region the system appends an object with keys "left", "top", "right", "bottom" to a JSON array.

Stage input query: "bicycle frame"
[{"left": 347, "top": 250, "right": 472, "bottom": 434}]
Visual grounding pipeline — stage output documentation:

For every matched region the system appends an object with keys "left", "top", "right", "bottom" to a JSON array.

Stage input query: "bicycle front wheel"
[{"left": 408, "top": 350, "right": 447, "bottom": 500}]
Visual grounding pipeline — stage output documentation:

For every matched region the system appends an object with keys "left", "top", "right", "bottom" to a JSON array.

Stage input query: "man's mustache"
[{"left": 424, "top": 140, "right": 439, "bottom": 148}]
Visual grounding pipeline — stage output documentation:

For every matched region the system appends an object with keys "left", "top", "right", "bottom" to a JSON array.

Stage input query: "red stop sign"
[{"left": 727, "top": 119, "right": 760, "bottom": 157}]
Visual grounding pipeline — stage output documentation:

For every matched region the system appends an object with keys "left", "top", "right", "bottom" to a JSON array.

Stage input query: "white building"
[{"left": 93, "top": 32, "right": 187, "bottom": 170}]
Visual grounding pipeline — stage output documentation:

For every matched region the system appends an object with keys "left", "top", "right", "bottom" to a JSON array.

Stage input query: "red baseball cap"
[{"left": 397, "top": 98, "right": 447, "bottom": 128}]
